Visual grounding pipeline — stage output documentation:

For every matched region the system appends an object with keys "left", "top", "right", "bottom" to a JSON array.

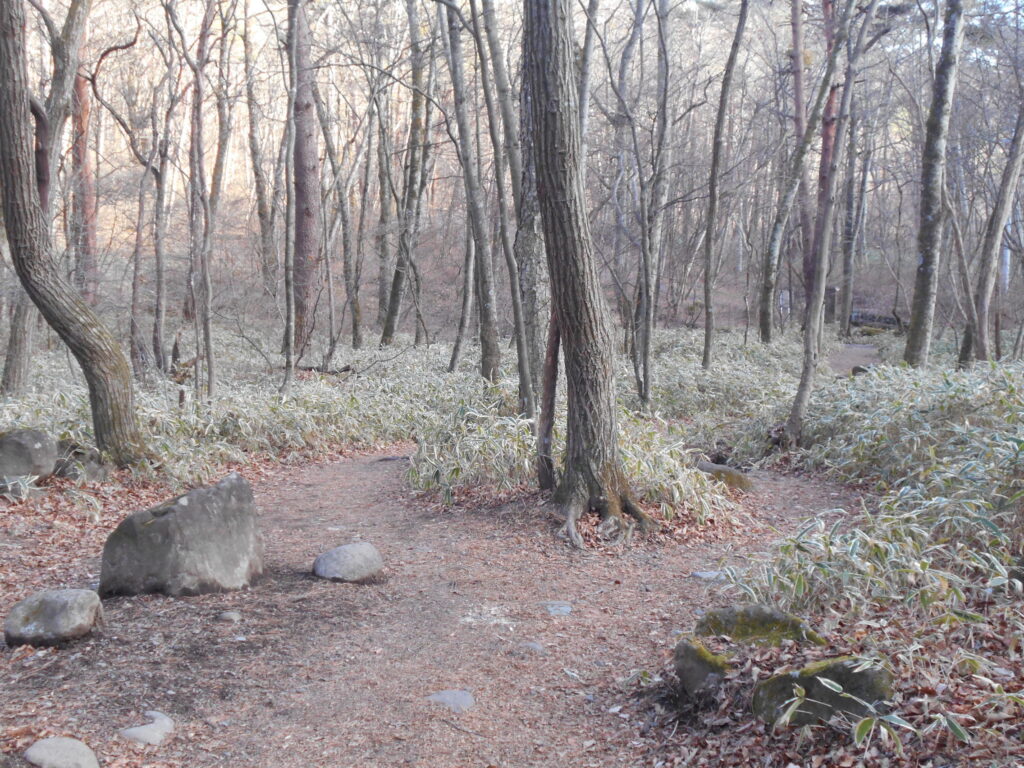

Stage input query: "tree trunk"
[
  {"left": 443, "top": 5, "right": 500, "bottom": 381},
  {"left": 71, "top": 67, "right": 99, "bottom": 305},
  {"left": 289, "top": 0, "right": 322, "bottom": 359},
  {"left": 903, "top": 0, "right": 966, "bottom": 367},
  {"left": 0, "top": 0, "right": 146, "bottom": 465},
  {"left": 701, "top": 0, "right": 749, "bottom": 369},
  {"left": 973, "top": 103, "right": 1024, "bottom": 361},
  {"left": 524, "top": 0, "right": 655, "bottom": 546}
]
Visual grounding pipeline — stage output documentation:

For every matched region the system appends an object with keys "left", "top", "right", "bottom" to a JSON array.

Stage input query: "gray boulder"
[
  {"left": 53, "top": 442, "right": 108, "bottom": 483},
  {"left": 752, "top": 656, "right": 893, "bottom": 726},
  {"left": 23, "top": 738, "right": 99, "bottom": 768},
  {"left": 0, "top": 429, "right": 57, "bottom": 485},
  {"left": 4, "top": 589, "right": 102, "bottom": 647},
  {"left": 100, "top": 473, "right": 263, "bottom": 597},
  {"left": 313, "top": 542, "right": 383, "bottom": 583}
]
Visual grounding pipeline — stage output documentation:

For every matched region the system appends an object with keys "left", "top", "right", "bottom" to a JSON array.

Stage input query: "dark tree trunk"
[
  {"left": 0, "top": 0, "right": 146, "bottom": 465},
  {"left": 524, "top": 0, "right": 655, "bottom": 546},
  {"left": 71, "top": 68, "right": 99, "bottom": 305}
]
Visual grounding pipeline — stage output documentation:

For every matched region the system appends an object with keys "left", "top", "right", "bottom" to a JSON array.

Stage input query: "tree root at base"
[{"left": 557, "top": 494, "right": 660, "bottom": 549}]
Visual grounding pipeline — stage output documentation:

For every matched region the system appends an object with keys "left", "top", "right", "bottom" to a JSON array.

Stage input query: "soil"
[
  {"left": 828, "top": 343, "right": 881, "bottom": 374},
  {"left": 0, "top": 448, "right": 863, "bottom": 768}
]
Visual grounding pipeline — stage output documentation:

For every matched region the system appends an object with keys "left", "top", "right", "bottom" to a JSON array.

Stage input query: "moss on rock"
[
  {"left": 695, "top": 604, "right": 826, "bottom": 646},
  {"left": 674, "top": 636, "right": 731, "bottom": 698},
  {"left": 752, "top": 656, "right": 893, "bottom": 726}
]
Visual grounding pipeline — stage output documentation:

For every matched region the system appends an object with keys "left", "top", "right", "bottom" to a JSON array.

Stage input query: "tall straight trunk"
[
  {"left": 380, "top": 0, "right": 427, "bottom": 346},
  {"left": 757, "top": 5, "right": 848, "bottom": 344},
  {"left": 973, "top": 104, "right": 1024, "bottom": 361},
  {"left": 578, "top": 0, "right": 600, "bottom": 169},
  {"left": 785, "top": 0, "right": 880, "bottom": 447},
  {"left": 444, "top": 5, "right": 500, "bottom": 381},
  {"left": 791, "top": 0, "right": 815, "bottom": 293},
  {"left": 71, "top": 67, "right": 98, "bottom": 305},
  {"left": 243, "top": 1, "right": 277, "bottom": 296},
  {"left": 375, "top": 98, "right": 394, "bottom": 327},
  {"left": 701, "top": 0, "right": 749, "bottom": 370},
  {"left": 479, "top": 0, "right": 522, "bottom": 209},
  {"left": 839, "top": 111, "right": 859, "bottom": 337},
  {"left": 152, "top": 135, "right": 170, "bottom": 371},
  {"left": 470, "top": 0, "right": 533, "bottom": 412},
  {"left": 903, "top": 0, "right": 966, "bottom": 367},
  {"left": 448, "top": 224, "right": 476, "bottom": 372},
  {"left": 289, "top": 0, "right": 322, "bottom": 359},
  {"left": 129, "top": 157, "right": 154, "bottom": 379},
  {"left": 805, "top": 0, "right": 838, "bottom": 311},
  {"left": 0, "top": 0, "right": 146, "bottom": 465},
  {"left": 525, "top": 0, "right": 654, "bottom": 546}
]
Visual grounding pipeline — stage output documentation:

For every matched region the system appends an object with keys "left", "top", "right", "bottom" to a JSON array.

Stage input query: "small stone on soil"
[
  {"left": 119, "top": 710, "right": 175, "bottom": 746},
  {"left": 541, "top": 601, "right": 572, "bottom": 616},
  {"left": 23, "top": 737, "right": 99, "bottom": 768},
  {"left": 427, "top": 689, "right": 475, "bottom": 713},
  {"left": 216, "top": 610, "right": 242, "bottom": 623}
]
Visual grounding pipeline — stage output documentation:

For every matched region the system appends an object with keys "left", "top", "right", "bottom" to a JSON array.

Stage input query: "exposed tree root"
[{"left": 557, "top": 491, "right": 660, "bottom": 549}]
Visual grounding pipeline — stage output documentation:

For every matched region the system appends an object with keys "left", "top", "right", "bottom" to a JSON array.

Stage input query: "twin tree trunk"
[
  {"left": 0, "top": 0, "right": 146, "bottom": 465},
  {"left": 524, "top": 0, "right": 654, "bottom": 547}
]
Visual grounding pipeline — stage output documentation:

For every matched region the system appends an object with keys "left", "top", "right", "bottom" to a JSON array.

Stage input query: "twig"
[{"left": 441, "top": 719, "right": 484, "bottom": 738}]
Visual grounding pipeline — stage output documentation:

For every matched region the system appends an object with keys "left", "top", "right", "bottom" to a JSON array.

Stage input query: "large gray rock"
[
  {"left": 4, "top": 589, "right": 102, "bottom": 647},
  {"left": 23, "top": 738, "right": 99, "bottom": 768},
  {"left": 752, "top": 656, "right": 893, "bottom": 726},
  {"left": 0, "top": 429, "right": 57, "bottom": 482},
  {"left": 100, "top": 473, "right": 263, "bottom": 597},
  {"left": 313, "top": 542, "right": 383, "bottom": 583}
]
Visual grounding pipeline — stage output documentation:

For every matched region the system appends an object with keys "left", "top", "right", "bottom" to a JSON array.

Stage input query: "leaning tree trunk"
[
  {"left": 524, "top": 0, "right": 655, "bottom": 547},
  {"left": 903, "top": 0, "right": 966, "bottom": 367},
  {"left": 0, "top": 0, "right": 146, "bottom": 465}
]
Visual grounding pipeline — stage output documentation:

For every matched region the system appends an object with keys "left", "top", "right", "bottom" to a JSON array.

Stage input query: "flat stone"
[
  {"left": 4, "top": 589, "right": 102, "bottom": 647},
  {"left": 542, "top": 601, "right": 572, "bottom": 616},
  {"left": 23, "top": 737, "right": 99, "bottom": 768},
  {"left": 690, "top": 570, "right": 726, "bottom": 581},
  {"left": 313, "top": 542, "right": 384, "bottom": 583},
  {"left": 695, "top": 604, "right": 825, "bottom": 646},
  {"left": 696, "top": 461, "right": 753, "bottom": 491},
  {"left": 119, "top": 710, "right": 174, "bottom": 746},
  {"left": 427, "top": 689, "right": 475, "bottom": 713},
  {"left": 216, "top": 610, "right": 242, "bottom": 623}
]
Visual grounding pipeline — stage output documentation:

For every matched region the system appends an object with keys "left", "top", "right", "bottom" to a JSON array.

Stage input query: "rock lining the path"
[
  {"left": 427, "top": 689, "right": 475, "bottom": 713},
  {"left": 4, "top": 589, "right": 102, "bottom": 647},
  {"left": 695, "top": 604, "right": 825, "bottom": 646},
  {"left": 0, "top": 429, "right": 57, "bottom": 484},
  {"left": 313, "top": 541, "right": 383, "bottom": 583},
  {"left": 23, "top": 737, "right": 99, "bottom": 768},
  {"left": 696, "top": 461, "right": 753, "bottom": 491},
  {"left": 119, "top": 711, "right": 175, "bottom": 746},
  {"left": 100, "top": 473, "right": 263, "bottom": 597}
]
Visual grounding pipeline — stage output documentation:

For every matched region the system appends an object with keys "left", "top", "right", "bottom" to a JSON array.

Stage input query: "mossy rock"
[
  {"left": 695, "top": 605, "right": 826, "bottom": 646},
  {"left": 696, "top": 461, "right": 753, "bottom": 492},
  {"left": 674, "top": 636, "right": 731, "bottom": 698},
  {"left": 752, "top": 656, "right": 893, "bottom": 726}
]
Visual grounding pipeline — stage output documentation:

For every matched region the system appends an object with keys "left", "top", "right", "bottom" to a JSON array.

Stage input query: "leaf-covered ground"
[{"left": 3, "top": 446, "right": 869, "bottom": 768}]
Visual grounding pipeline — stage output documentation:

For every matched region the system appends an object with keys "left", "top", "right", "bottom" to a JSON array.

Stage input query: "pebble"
[
  {"left": 690, "top": 570, "right": 726, "bottom": 581},
  {"left": 216, "top": 610, "right": 242, "bottom": 623},
  {"left": 119, "top": 711, "right": 175, "bottom": 746},
  {"left": 23, "top": 737, "right": 99, "bottom": 768},
  {"left": 427, "top": 689, "right": 475, "bottom": 713},
  {"left": 519, "top": 640, "right": 545, "bottom": 654},
  {"left": 542, "top": 601, "right": 572, "bottom": 616}
]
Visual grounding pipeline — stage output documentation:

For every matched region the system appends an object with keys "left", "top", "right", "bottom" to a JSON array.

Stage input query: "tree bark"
[
  {"left": 525, "top": 0, "right": 654, "bottom": 546},
  {"left": 0, "top": 0, "right": 146, "bottom": 465},
  {"left": 71, "top": 66, "right": 99, "bottom": 305},
  {"left": 903, "top": 0, "right": 966, "bottom": 367}
]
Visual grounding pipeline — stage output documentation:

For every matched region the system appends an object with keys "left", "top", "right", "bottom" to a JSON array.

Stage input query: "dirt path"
[{"left": 1, "top": 450, "right": 861, "bottom": 768}]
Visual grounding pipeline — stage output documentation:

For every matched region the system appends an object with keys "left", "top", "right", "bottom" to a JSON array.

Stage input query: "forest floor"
[{"left": 0, "top": 443, "right": 865, "bottom": 768}]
